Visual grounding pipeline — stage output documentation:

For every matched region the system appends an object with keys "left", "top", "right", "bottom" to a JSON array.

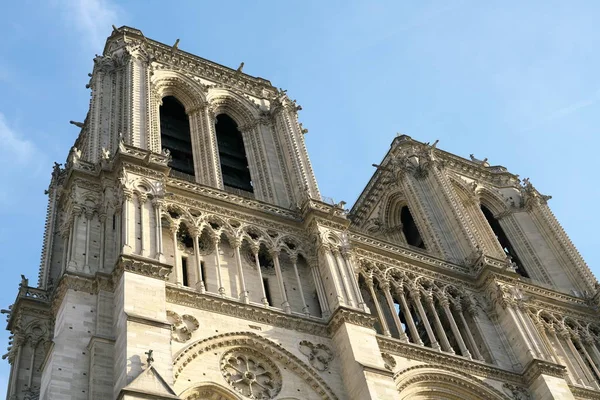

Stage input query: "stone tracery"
[{"left": 220, "top": 347, "right": 282, "bottom": 400}]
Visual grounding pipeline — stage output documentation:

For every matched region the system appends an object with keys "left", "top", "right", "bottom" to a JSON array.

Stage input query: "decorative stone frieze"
[{"left": 166, "top": 285, "right": 328, "bottom": 336}]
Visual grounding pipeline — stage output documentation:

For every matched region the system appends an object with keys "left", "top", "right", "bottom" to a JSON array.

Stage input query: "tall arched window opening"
[
  {"left": 160, "top": 96, "right": 195, "bottom": 177},
  {"left": 481, "top": 205, "right": 529, "bottom": 278},
  {"left": 215, "top": 114, "right": 253, "bottom": 193},
  {"left": 401, "top": 206, "right": 425, "bottom": 249}
]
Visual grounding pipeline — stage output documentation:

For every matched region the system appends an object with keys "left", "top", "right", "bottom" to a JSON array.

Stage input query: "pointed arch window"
[
  {"left": 481, "top": 205, "right": 529, "bottom": 278},
  {"left": 401, "top": 206, "right": 425, "bottom": 249},
  {"left": 160, "top": 96, "right": 195, "bottom": 177},
  {"left": 215, "top": 114, "right": 253, "bottom": 193}
]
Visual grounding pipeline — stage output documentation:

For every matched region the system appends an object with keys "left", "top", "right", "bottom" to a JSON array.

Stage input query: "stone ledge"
[
  {"left": 522, "top": 358, "right": 567, "bottom": 385},
  {"left": 377, "top": 335, "right": 524, "bottom": 384},
  {"left": 166, "top": 285, "right": 328, "bottom": 337},
  {"left": 327, "top": 306, "right": 377, "bottom": 335}
]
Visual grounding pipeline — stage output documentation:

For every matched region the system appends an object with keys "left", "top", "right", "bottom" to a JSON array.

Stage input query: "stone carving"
[
  {"left": 220, "top": 347, "right": 282, "bottom": 399},
  {"left": 166, "top": 310, "right": 199, "bottom": 342},
  {"left": 298, "top": 340, "right": 334, "bottom": 371},
  {"left": 503, "top": 383, "right": 531, "bottom": 400},
  {"left": 381, "top": 352, "right": 396, "bottom": 371}
]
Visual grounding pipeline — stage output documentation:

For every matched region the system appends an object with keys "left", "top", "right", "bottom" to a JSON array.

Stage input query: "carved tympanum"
[
  {"left": 298, "top": 340, "right": 334, "bottom": 371},
  {"left": 166, "top": 310, "right": 199, "bottom": 342},
  {"left": 220, "top": 347, "right": 282, "bottom": 399}
]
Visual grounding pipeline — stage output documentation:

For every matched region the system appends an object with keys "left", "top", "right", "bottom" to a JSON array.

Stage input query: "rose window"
[{"left": 220, "top": 347, "right": 282, "bottom": 399}]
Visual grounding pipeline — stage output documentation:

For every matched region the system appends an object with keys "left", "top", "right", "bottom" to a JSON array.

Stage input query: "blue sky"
[{"left": 1, "top": 0, "right": 599, "bottom": 393}]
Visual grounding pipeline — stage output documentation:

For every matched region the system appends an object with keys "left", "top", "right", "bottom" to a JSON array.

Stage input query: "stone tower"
[{"left": 4, "top": 26, "right": 600, "bottom": 400}]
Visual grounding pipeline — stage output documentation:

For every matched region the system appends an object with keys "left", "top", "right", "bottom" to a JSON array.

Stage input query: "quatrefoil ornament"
[
  {"left": 166, "top": 310, "right": 199, "bottom": 342},
  {"left": 298, "top": 340, "right": 334, "bottom": 371}
]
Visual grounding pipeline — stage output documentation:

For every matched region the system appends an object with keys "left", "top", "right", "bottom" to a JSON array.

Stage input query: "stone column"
[
  {"left": 535, "top": 319, "right": 560, "bottom": 364},
  {"left": 341, "top": 249, "right": 365, "bottom": 310},
  {"left": 585, "top": 336, "right": 600, "bottom": 371},
  {"left": 425, "top": 293, "right": 454, "bottom": 354},
  {"left": 333, "top": 249, "right": 354, "bottom": 307},
  {"left": 576, "top": 337, "right": 600, "bottom": 389},
  {"left": 455, "top": 302, "right": 484, "bottom": 361},
  {"left": 68, "top": 209, "right": 80, "bottom": 269},
  {"left": 291, "top": 254, "right": 309, "bottom": 315},
  {"left": 98, "top": 212, "right": 107, "bottom": 272},
  {"left": 366, "top": 278, "right": 390, "bottom": 336},
  {"left": 310, "top": 262, "right": 330, "bottom": 318},
  {"left": 192, "top": 230, "right": 205, "bottom": 293},
  {"left": 171, "top": 224, "right": 182, "bottom": 285},
  {"left": 320, "top": 245, "right": 345, "bottom": 307},
  {"left": 251, "top": 245, "right": 269, "bottom": 307},
  {"left": 138, "top": 194, "right": 147, "bottom": 257},
  {"left": 213, "top": 235, "right": 225, "bottom": 296},
  {"left": 394, "top": 284, "right": 423, "bottom": 345},
  {"left": 381, "top": 282, "right": 408, "bottom": 342},
  {"left": 83, "top": 208, "right": 93, "bottom": 274},
  {"left": 233, "top": 239, "right": 249, "bottom": 304},
  {"left": 60, "top": 229, "right": 69, "bottom": 275},
  {"left": 552, "top": 328, "right": 582, "bottom": 385},
  {"left": 271, "top": 250, "right": 291, "bottom": 314},
  {"left": 440, "top": 297, "right": 471, "bottom": 359},
  {"left": 152, "top": 198, "right": 165, "bottom": 262},
  {"left": 410, "top": 288, "right": 441, "bottom": 351},
  {"left": 563, "top": 331, "right": 597, "bottom": 388},
  {"left": 121, "top": 190, "right": 133, "bottom": 254}
]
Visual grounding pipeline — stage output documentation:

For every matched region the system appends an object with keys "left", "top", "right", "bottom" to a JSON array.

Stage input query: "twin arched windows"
[{"left": 158, "top": 96, "right": 253, "bottom": 192}]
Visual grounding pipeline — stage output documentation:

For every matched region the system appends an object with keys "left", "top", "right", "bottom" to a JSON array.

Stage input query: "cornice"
[
  {"left": 166, "top": 285, "right": 329, "bottom": 337},
  {"left": 326, "top": 306, "right": 378, "bottom": 335},
  {"left": 378, "top": 335, "right": 524, "bottom": 384},
  {"left": 570, "top": 386, "right": 600, "bottom": 400},
  {"left": 51, "top": 272, "right": 113, "bottom": 315},
  {"left": 479, "top": 270, "right": 598, "bottom": 319},
  {"left": 113, "top": 255, "right": 173, "bottom": 282},
  {"left": 105, "top": 26, "right": 277, "bottom": 99},
  {"left": 166, "top": 177, "right": 301, "bottom": 222},
  {"left": 522, "top": 358, "right": 567, "bottom": 385}
]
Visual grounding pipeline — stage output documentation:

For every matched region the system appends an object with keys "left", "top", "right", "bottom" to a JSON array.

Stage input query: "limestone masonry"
[{"left": 4, "top": 26, "right": 600, "bottom": 400}]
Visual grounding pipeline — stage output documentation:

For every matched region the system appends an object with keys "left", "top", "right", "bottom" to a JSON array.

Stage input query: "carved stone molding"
[
  {"left": 521, "top": 359, "right": 566, "bottom": 385},
  {"left": 394, "top": 364, "right": 513, "bottom": 400},
  {"left": 298, "top": 340, "right": 334, "bottom": 372},
  {"left": 569, "top": 385, "right": 600, "bottom": 400},
  {"left": 378, "top": 335, "right": 523, "bottom": 384},
  {"left": 51, "top": 273, "right": 113, "bottom": 315},
  {"left": 166, "top": 285, "right": 328, "bottom": 337},
  {"left": 381, "top": 353, "right": 397, "bottom": 371},
  {"left": 113, "top": 255, "right": 173, "bottom": 281},
  {"left": 502, "top": 383, "right": 531, "bottom": 400},
  {"left": 326, "top": 306, "right": 378, "bottom": 335},
  {"left": 172, "top": 331, "right": 339, "bottom": 400}
]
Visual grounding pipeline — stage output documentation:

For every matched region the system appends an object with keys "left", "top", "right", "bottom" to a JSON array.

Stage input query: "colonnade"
[
  {"left": 361, "top": 273, "right": 484, "bottom": 361},
  {"left": 535, "top": 314, "right": 600, "bottom": 390}
]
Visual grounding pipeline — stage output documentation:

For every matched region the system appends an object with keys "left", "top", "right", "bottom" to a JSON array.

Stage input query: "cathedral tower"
[{"left": 4, "top": 26, "right": 600, "bottom": 400}]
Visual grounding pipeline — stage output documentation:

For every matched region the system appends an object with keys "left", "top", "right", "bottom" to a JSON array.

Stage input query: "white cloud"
[
  {"left": 60, "top": 0, "right": 122, "bottom": 49},
  {"left": 0, "top": 113, "right": 37, "bottom": 165},
  {"left": 0, "top": 113, "right": 46, "bottom": 207}
]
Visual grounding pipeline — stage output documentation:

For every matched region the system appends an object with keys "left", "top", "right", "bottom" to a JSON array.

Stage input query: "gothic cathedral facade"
[{"left": 5, "top": 26, "right": 600, "bottom": 400}]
